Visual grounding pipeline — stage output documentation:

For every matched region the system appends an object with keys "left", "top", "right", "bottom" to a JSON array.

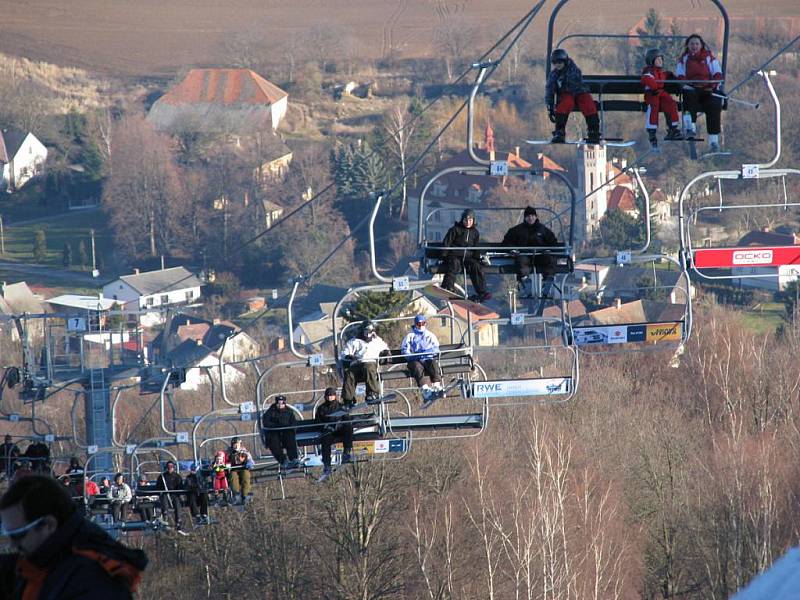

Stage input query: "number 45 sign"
[{"left": 67, "top": 318, "right": 87, "bottom": 332}]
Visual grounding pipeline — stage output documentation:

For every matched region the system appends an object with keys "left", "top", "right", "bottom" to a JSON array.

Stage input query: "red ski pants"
[
  {"left": 555, "top": 92, "right": 597, "bottom": 116},
  {"left": 645, "top": 91, "right": 679, "bottom": 128}
]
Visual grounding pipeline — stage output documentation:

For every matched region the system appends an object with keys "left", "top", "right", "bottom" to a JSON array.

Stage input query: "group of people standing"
[{"left": 546, "top": 33, "right": 724, "bottom": 153}]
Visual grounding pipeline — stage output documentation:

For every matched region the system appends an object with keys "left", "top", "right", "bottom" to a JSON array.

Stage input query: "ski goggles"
[{"left": 1, "top": 516, "right": 46, "bottom": 542}]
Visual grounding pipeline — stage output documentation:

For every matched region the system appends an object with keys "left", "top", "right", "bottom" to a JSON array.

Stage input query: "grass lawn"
[
  {"left": 740, "top": 302, "right": 787, "bottom": 334},
  {"left": 0, "top": 209, "right": 113, "bottom": 270}
]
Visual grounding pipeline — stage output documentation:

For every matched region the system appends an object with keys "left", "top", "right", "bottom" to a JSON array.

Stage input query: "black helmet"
[
  {"left": 550, "top": 48, "right": 569, "bottom": 63},
  {"left": 645, "top": 48, "right": 663, "bottom": 66},
  {"left": 361, "top": 321, "right": 376, "bottom": 339},
  {"left": 231, "top": 437, "right": 241, "bottom": 445},
  {"left": 275, "top": 394, "right": 287, "bottom": 404},
  {"left": 324, "top": 387, "right": 337, "bottom": 398}
]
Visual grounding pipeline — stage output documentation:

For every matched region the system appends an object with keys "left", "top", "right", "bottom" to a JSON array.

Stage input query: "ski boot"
[
  {"left": 585, "top": 114, "right": 601, "bottom": 145},
  {"left": 665, "top": 127, "right": 684, "bottom": 141},
  {"left": 550, "top": 128, "right": 566, "bottom": 143},
  {"left": 708, "top": 134, "right": 721, "bottom": 154},
  {"left": 682, "top": 114, "right": 697, "bottom": 139},
  {"left": 648, "top": 129, "right": 660, "bottom": 153},
  {"left": 318, "top": 467, "right": 332, "bottom": 482},
  {"left": 551, "top": 113, "right": 568, "bottom": 143}
]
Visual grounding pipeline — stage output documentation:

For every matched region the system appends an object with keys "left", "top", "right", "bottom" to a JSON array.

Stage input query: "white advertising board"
[{"left": 472, "top": 377, "right": 572, "bottom": 398}]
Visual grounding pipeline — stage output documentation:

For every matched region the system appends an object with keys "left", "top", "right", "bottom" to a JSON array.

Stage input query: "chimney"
[
  {"left": 196, "top": 339, "right": 203, "bottom": 346},
  {"left": 515, "top": 146, "right": 520, "bottom": 159},
  {"left": 212, "top": 318, "right": 220, "bottom": 325},
  {"left": 614, "top": 298, "right": 622, "bottom": 309},
  {"left": 133, "top": 268, "right": 139, "bottom": 275}
]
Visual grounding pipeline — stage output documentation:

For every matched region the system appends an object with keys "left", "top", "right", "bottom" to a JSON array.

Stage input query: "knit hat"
[
  {"left": 461, "top": 208, "right": 475, "bottom": 221},
  {"left": 324, "top": 387, "right": 338, "bottom": 398},
  {"left": 524, "top": 206, "right": 537, "bottom": 217}
]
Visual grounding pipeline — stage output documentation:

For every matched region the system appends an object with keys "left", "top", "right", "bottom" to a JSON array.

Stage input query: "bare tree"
[
  {"left": 102, "top": 114, "right": 189, "bottom": 260},
  {"left": 383, "top": 99, "right": 417, "bottom": 218}
]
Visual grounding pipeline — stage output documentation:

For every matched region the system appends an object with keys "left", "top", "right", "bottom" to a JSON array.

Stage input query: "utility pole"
[
  {"left": 90, "top": 228, "right": 97, "bottom": 277},
  {"left": 0, "top": 214, "right": 4, "bottom": 254}
]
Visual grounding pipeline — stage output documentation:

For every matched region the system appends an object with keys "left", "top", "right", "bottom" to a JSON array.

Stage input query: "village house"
[
  {"left": 102, "top": 267, "right": 203, "bottom": 327},
  {"left": 147, "top": 68, "right": 289, "bottom": 133},
  {"left": 151, "top": 314, "right": 261, "bottom": 391},
  {"left": 0, "top": 128, "right": 47, "bottom": 192}
]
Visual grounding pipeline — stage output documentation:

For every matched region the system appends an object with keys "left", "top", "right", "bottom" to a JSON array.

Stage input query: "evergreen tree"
[
  {"left": 597, "top": 210, "right": 642, "bottom": 250},
  {"left": 347, "top": 290, "right": 413, "bottom": 347},
  {"left": 78, "top": 239, "right": 89, "bottom": 267},
  {"left": 33, "top": 229, "right": 47, "bottom": 263},
  {"left": 62, "top": 242, "right": 72, "bottom": 267}
]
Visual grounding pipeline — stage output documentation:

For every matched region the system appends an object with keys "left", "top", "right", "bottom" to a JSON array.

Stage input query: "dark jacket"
[
  {"left": 502, "top": 219, "right": 558, "bottom": 249},
  {"left": 545, "top": 58, "right": 588, "bottom": 106},
  {"left": 263, "top": 404, "right": 297, "bottom": 429},
  {"left": 157, "top": 471, "right": 183, "bottom": 492},
  {"left": 503, "top": 219, "right": 561, "bottom": 277},
  {"left": 184, "top": 472, "right": 205, "bottom": 493},
  {"left": 442, "top": 221, "right": 481, "bottom": 260},
  {"left": 317, "top": 400, "right": 350, "bottom": 423},
  {"left": 0, "top": 510, "right": 147, "bottom": 600}
]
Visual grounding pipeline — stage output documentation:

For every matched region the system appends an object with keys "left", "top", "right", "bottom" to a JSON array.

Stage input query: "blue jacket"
[{"left": 401, "top": 327, "right": 440, "bottom": 361}]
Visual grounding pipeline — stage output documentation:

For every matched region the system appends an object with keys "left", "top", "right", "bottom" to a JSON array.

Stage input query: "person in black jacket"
[
  {"left": 156, "top": 461, "right": 184, "bottom": 530},
  {"left": 262, "top": 395, "right": 300, "bottom": 469},
  {"left": 440, "top": 209, "right": 491, "bottom": 302},
  {"left": 0, "top": 474, "right": 148, "bottom": 599},
  {"left": 545, "top": 48, "right": 600, "bottom": 144},
  {"left": 503, "top": 207, "right": 561, "bottom": 314},
  {"left": 316, "top": 387, "right": 354, "bottom": 480},
  {"left": 184, "top": 463, "right": 210, "bottom": 525},
  {"left": 23, "top": 441, "right": 50, "bottom": 474}
]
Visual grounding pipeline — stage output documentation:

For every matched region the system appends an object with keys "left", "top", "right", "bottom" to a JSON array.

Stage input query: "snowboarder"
[
  {"left": 316, "top": 387, "right": 354, "bottom": 481},
  {"left": 641, "top": 48, "right": 683, "bottom": 151},
  {"left": 676, "top": 34, "right": 724, "bottom": 153},
  {"left": 341, "top": 321, "right": 390, "bottom": 405},
  {"left": 545, "top": 48, "right": 600, "bottom": 144},
  {"left": 440, "top": 209, "right": 491, "bottom": 302}
]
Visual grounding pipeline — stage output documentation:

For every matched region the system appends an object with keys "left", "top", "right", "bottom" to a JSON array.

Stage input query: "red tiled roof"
[
  {"left": 160, "top": 68, "right": 287, "bottom": 106},
  {"left": 607, "top": 186, "right": 637, "bottom": 212},
  {"left": 177, "top": 323, "right": 210, "bottom": 341}
]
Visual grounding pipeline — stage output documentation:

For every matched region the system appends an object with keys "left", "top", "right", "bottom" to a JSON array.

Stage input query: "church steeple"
[{"left": 484, "top": 121, "right": 495, "bottom": 160}]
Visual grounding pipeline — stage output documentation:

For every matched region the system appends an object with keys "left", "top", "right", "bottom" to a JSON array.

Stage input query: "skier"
[
  {"left": 341, "top": 321, "right": 390, "bottom": 405},
  {"left": 440, "top": 209, "right": 491, "bottom": 302},
  {"left": 640, "top": 48, "right": 684, "bottom": 151},
  {"left": 316, "top": 387, "right": 354, "bottom": 481},
  {"left": 675, "top": 34, "right": 724, "bottom": 153},
  {"left": 502, "top": 207, "right": 560, "bottom": 311},
  {"left": 400, "top": 315, "right": 443, "bottom": 401},
  {"left": 545, "top": 48, "right": 600, "bottom": 145},
  {"left": 210, "top": 450, "right": 231, "bottom": 504},
  {"left": 227, "top": 437, "right": 254, "bottom": 505}
]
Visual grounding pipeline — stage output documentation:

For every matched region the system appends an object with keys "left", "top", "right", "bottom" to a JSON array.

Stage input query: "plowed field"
[{"left": 0, "top": 0, "right": 795, "bottom": 78}]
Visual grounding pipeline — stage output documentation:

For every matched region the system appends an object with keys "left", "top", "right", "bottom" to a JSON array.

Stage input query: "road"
[{"left": 0, "top": 260, "right": 101, "bottom": 287}]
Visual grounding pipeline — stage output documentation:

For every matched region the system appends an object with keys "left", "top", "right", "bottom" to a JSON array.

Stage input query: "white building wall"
[
  {"left": 577, "top": 145, "right": 608, "bottom": 245},
  {"left": 271, "top": 97, "right": 288, "bottom": 130},
  {"left": 11, "top": 134, "right": 47, "bottom": 190}
]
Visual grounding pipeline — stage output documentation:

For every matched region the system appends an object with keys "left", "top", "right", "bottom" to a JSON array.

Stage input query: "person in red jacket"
[
  {"left": 641, "top": 48, "right": 683, "bottom": 151},
  {"left": 675, "top": 34, "right": 724, "bottom": 153}
]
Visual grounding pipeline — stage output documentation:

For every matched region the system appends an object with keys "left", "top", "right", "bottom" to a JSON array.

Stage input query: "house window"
[
  {"left": 119, "top": 284, "right": 124, "bottom": 290},
  {"left": 185, "top": 290, "right": 194, "bottom": 301},
  {"left": 146, "top": 297, "right": 154, "bottom": 307},
  {"left": 161, "top": 294, "right": 169, "bottom": 304}
]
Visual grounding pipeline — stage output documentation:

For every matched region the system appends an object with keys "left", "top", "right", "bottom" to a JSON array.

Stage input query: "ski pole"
[{"left": 711, "top": 92, "right": 760, "bottom": 109}]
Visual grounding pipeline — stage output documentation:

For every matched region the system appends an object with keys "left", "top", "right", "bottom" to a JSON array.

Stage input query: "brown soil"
[{"left": 0, "top": 0, "right": 795, "bottom": 79}]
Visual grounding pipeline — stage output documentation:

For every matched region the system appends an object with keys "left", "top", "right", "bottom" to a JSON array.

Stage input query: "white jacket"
[
  {"left": 342, "top": 336, "right": 389, "bottom": 363},
  {"left": 108, "top": 482, "right": 132, "bottom": 504}
]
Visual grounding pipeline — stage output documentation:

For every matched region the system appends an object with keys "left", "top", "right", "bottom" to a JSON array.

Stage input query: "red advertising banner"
[{"left": 693, "top": 246, "right": 800, "bottom": 269}]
